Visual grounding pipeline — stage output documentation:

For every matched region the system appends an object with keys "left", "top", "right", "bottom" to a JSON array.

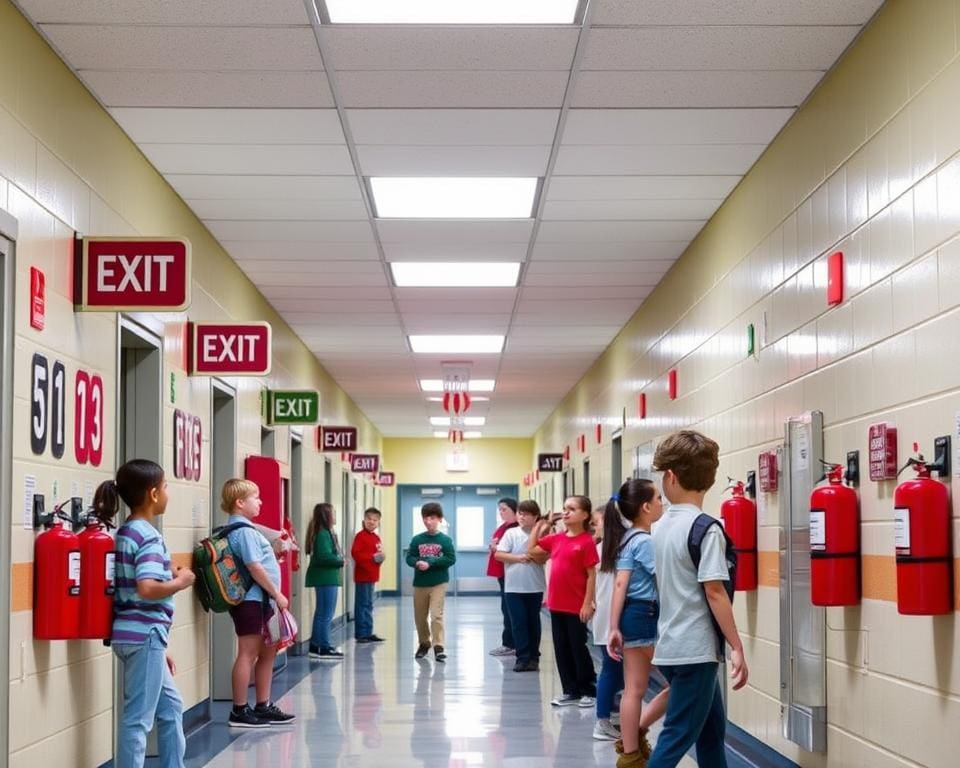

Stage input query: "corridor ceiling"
[{"left": 16, "top": 0, "right": 884, "bottom": 437}]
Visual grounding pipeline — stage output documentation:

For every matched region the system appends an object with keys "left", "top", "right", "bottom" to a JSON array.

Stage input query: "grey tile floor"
[{"left": 196, "top": 596, "right": 698, "bottom": 767}]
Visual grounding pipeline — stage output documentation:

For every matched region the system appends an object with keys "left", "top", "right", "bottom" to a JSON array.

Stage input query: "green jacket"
[
  {"left": 305, "top": 528, "right": 344, "bottom": 587},
  {"left": 405, "top": 532, "right": 456, "bottom": 587}
]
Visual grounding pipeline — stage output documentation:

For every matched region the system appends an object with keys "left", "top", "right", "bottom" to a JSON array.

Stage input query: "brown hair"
[
  {"left": 421, "top": 502, "right": 443, "bottom": 519},
  {"left": 517, "top": 499, "right": 541, "bottom": 518},
  {"left": 363, "top": 507, "right": 382, "bottom": 518},
  {"left": 305, "top": 502, "right": 335, "bottom": 555},
  {"left": 566, "top": 495, "right": 594, "bottom": 533},
  {"left": 601, "top": 479, "right": 655, "bottom": 572},
  {"left": 652, "top": 430, "right": 719, "bottom": 492},
  {"left": 220, "top": 478, "right": 258, "bottom": 513}
]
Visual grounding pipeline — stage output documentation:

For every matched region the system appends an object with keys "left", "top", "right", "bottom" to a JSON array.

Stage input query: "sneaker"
[
  {"left": 308, "top": 645, "right": 323, "bottom": 659},
  {"left": 615, "top": 751, "right": 646, "bottom": 768},
  {"left": 355, "top": 636, "right": 374, "bottom": 644},
  {"left": 434, "top": 645, "right": 447, "bottom": 662},
  {"left": 551, "top": 694, "right": 580, "bottom": 707},
  {"left": 367, "top": 634, "right": 386, "bottom": 642},
  {"left": 526, "top": 660, "right": 539, "bottom": 671},
  {"left": 489, "top": 645, "right": 516, "bottom": 656},
  {"left": 415, "top": 643, "right": 431, "bottom": 659},
  {"left": 610, "top": 712, "right": 621, "bottom": 726},
  {"left": 228, "top": 706, "right": 270, "bottom": 729},
  {"left": 316, "top": 647, "right": 344, "bottom": 661},
  {"left": 254, "top": 701, "right": 296, "bottom": 724},
  {"left": 578, "top": 695, "right": 597, "bottom": 708},
  {"left": 592, "top": 719, "right": 621, "bottom": 741}
]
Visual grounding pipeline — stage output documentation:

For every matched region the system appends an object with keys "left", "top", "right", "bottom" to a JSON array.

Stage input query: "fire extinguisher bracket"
[
  {"left": 931, "top": 435, "right": 951, "bottom": 477},
  {"left": 33, "top": 495, "right": 86, "bottom": 531},
  {"left": 845, "top": 450, "right": 860, "bottom": 487}
]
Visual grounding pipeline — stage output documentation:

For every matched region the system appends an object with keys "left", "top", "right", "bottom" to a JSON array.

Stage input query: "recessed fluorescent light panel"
[
  {"left": 370, "top": 178, "right": 537, "bottom": 219},
  {"left": 391, "top": 262, "right": 520, "bottom": 288},
  {"left": 324, "top": 0, "right": 579, "bottom": 24},
  {"left": 410, "top": 335, "right": 504, "bottom": 354},
  {"left": 420, "top": 379, "right": 496, "bottom": 393},
  {"left": 430, "top": 417, "right": 486, "bottom": 427}
]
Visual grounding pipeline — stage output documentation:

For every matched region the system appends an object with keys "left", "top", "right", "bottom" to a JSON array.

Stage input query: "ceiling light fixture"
[
  {"left": 420, "top": 379, "right": 496, "bottom": 393},
  {"left": 370, "top": 177, "right": 538, "bottom": 219},
  {"left": 410, "top": 335, "right": 504, "bottom": 354},
  {"left": 429, "top": 416, "right": 486, "bottom": 427},
  {"left": 324, "top": 0, "right": 579, "bottom": 24},
  {"left": 391, "top": 262, "right": 520, "bottom": 288},
  {"left": 434, "top": 430, "right": 483, "bottom": 439},
  {"left": 427, "top": 395, "right": 490, "bottom": 402}
]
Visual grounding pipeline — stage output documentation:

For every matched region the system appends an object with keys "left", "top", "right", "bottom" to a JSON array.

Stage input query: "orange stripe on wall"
[
  {"left": 758, "top": 551, "right": 779, "bottom": 587},
  {"left": 10, "top": 553, "right": 193, "bottom": 613},
  {"left": 861, "top": 554, "right": 898, "bottom": 602}
]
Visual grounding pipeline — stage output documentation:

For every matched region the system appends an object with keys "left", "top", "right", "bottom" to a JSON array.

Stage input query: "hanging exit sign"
[
  {"left": 189, "top": 322, "right": 271, "bottom": 376},
  {"left": 265, "top": 390, "right": 319, "bottom": 425},
  {"left": 538, "top": 453, "right": 563, "bottom": 472},
  {"left": 350, "top": 454, "right": 379, "bottom": 473},
  {"left": 76, "top": 236, "right": 191, "bottom": 311}
]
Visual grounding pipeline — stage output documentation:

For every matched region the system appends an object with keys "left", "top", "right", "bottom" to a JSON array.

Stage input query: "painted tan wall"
[
  {"left": 377, "top": 438, "right": 533, "bottom": 590},
  {"left": 0, "top": 2, "right": 381, "bottom": 765},
  {"left": 533, "top": 2, "right": 960, "bottom": 766}
]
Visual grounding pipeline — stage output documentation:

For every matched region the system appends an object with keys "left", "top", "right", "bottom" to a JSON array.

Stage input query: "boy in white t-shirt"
[
  {"left": 495, "top": 499, "right": 547, "bottom": 672},
  {"left": 647, "top": 431, "right": 749, "bottom": 768}
]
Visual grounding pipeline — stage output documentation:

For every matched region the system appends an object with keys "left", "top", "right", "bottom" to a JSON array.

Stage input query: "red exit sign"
[
  {"left": 190, "top": 322, "right": 271, "bottom": 375},
  {"left": 77, "top": 237, "right": 191, "bottom": 311},
  {"left": 319, "top": 426, "right": 357, "bottom": 452},
  {"left": 350, "top": 454, "right": 379, "bottom": 473},
  {"left": 376, "top": 472, "right": 395, "bottom": 487}
]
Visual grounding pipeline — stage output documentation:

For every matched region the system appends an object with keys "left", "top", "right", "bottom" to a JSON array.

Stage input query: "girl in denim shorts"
[{"left": 603, "top": 479, "right": 671, "bottom": 768}]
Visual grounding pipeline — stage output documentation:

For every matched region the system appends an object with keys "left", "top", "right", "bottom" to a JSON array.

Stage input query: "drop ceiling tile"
[
  {"left": 525, "top": 259, "right": 675, "bottom": 275},
  {"left": 139, "top": 144, "right": 354, "bottom": 175},
  {"left": 562, "top": 108, "right": 792, "bottom": 145},
  {"left": 206, "top": 220, "right": 374, "bottom": 242},
  {"left": 401, "top": 315, "right": 512, "bottom": 333},
  {"left": 520, "top": 286, "right": 654, "bottom": 301},
  {"left": 581, "top": 26, "right": 860, "bottom": 71},
  {"left": 320, "top": 27, "right": 578, "bottom": 70},
  {"left": 167, "top": 175, "right": 361, "bottom": 201},
  {"left": 82, "top": 70, "right": 334, "bottom": 108},
  {"left": 509, "top": 326, "right": 624, "bottom": 341},
  {"left": 285, "top": 311, "right": 398, "bottom": 325},
  {"left": 347, "top": 109, "right": 560, "bottom": 145},
  {"left": 536, "top": 220, "right": 703, "bottom": 242},
  {"left": 396, "top": 299, "right": 517, "bottom": 314},
  {"left": 42, "top": 25, "right": 323, "bottom": 70},
  {"left": 542, "top": 199, "right": 723, "bottom": 221},
  {"left": 553, "top": 144, "right": 766, "bottom": 175},
  {"left": 187, "top": 199, "right": 368, "bottom": 221},
  {"left": 531, "top": 241, "right": 687, "bottom": 260},
  {"left": 236, "top": 260, "right": 385, "bottom": 274},
  {"left": 19, "top": 0, "right": 310, "bottom": 24},
  {"left": 394, "top": 287, "right": 517, "bottom": 302},
  {"left": 110, "top": 108, "right": 345, "bottom": 144},
  {"left": 221, "top": 241, "right": 380, "bottom": 260},
  {"left": 254, "top": 273, "right": 389, "bottom": 291},
  {"left": 592, "top": 0, "right": 884, "bottom": 26},
  {"left": 256, "top": 285, "right": 394, "bottom": 300},
  {"left": 377, "top": 220, "right": 534, "bottom": 245},
  {"left": 357, "top": 145, "right": 551, "bottom": 176},
  {"left": 546, "top": 175, "right": 741, "bottom": 200},
  {"left": 381, "top": 242, "right": 530, "bottom": 261},
  {"left": 336, "top": 71, "right": 569, "bottom": 108},
  {"left": 570, "top": 70, "right": 821, "bottom": 108},
  {"left": 523, "top": 271, "right": 660, "bottom": 287}
]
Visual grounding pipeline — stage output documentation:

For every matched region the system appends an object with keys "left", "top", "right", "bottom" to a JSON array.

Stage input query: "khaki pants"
[{"left": 413, "top": 584, "right": 446, "bottom": 647}]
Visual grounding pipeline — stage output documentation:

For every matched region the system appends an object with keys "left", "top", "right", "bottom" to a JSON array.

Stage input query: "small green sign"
[
  {"left": 266, "top": 390, "right": 319, "bottom": 425},
  {"left": 747, "top": 323, "right": 755, "bottom": 357}
]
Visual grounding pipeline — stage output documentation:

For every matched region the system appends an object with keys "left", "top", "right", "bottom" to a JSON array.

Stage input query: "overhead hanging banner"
[
  {"left": 265, "top": 390, "right": 319, "bottom": 425},
  {"left": 189, "top": 321, "right": 271, "bottom": 376},
  {"left": 76, "top": 236, "right": 191, "bottom": 311},
  {"left": 319, "top": 426, "right": 357, "bottom": 452}
]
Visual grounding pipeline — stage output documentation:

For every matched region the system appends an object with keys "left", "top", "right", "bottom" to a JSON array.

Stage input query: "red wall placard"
[
  {"left": 868, "top": 422, "right": 898, "bottom": 480},
  {"left": 827, "top": 251, "right": 844, "bottom": 306},
  {"left": 639, "top": 392, "right": 647, "bottom": 419},
  {"left": 377, "top": 472, "right": 395, "bottom": 487},
  {"left": 173, "top": 409, "right": 202, "bottom": 481},
  {"left": 668, "top": 369, "right": 678, "bottom": 400},
  {"left": 319, "top": 426, "right": 358, "bottom": 452},
  {"left": 190, "top": 322, "right": 271, "bottom": 375},
  {"left": 350, "top": 454, "right": 379, "bottom": 473},
  {"left": 758, "top": 451, "right": 778, "bottom": 493},
  {"left": 77, "top": 237, "right": 190, "bottom": 311},
  {"left": 30, "top": 266, "right": 45, "bottom": 330}
]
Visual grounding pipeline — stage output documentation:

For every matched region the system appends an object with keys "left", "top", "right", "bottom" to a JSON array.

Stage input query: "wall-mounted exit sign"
[
  {"left": 189, "top": 321, "right": 271, "bottom": 376},
  {"left": 265, "top": 390, "right": 319, "bottom": 425}
]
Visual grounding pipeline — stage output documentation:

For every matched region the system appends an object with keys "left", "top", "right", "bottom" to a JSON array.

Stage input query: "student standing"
[
  {"left": 405, "top": 502, "right": 457, "bottom": 662},
  {"left": 591, "top": 502, "right": 624, "bottom": 742},
  {"left": 529, "top": 495, "right": 598, "bottom": 707},
  {"left": 647, "top": 431, "right": 749, "bottom": 768},
  {"left": 305, "top": 502, "right": 345, "bottom": 659},
  {"left": 222, "top": 479, "right": 295, "bottom": 727},
  {"left": 94, "top": 460, "right": 195, "bottom": 768},
  {"left": 351, "top": 506, "right": 386, "bottom": 643},
  {"left": 487, "top": 496, "right": 518, "bottom": 656},
  {"left": 495, "top": 499, "right": 546, "bottom": 672}
]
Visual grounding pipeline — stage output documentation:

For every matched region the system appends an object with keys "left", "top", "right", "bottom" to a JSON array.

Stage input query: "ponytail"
[
  {"left": 93, "top": 480, "right": 120, "bottom": 526},
  {"left": 599, "top": 479, "right": 655, "bottom": 571},
  {"left": 94, "top": 459, "right": 165, "bottom": 524}
]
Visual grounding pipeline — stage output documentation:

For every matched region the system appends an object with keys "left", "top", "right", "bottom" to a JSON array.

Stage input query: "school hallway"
[{"left": 180, "top": 597, "right": 722, "bottom": 768}]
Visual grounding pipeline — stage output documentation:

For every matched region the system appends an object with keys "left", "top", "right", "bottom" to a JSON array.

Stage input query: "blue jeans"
[
  {"left": 498, "top": 577, "right": 514, "bottom": 648},
  {"left": 113, "top": 630, "right": 185, "bottom": 768},
  {"left": 311, "top": 585, "right": 339, "bottom": 649},
  {"left": 504, "top": 592, "right": 542, "bottom": 664},
  {"left": 596, "top": 649, "right": 624, "bottom": 719},
  {"left": 355, "top": 581, "right": 375, "bottom": 639},
  {"left": 647, "top": 662, "right": 727, "bottom": 768}
]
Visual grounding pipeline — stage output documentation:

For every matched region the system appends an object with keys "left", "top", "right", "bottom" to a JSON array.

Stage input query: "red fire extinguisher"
[
  {"left": 810, "top": 462, "right": 860, "bottom": 606},
  {"left": 78, "top": 517, "right": 115, "bottom": 639},
  {"left": 34, "top": 518, "right": 82, "bottom": 640},
  {"left": 720, "top": 479, "right": 757, "bottom": 591},
  {"left": 894, "top": 448, "right": 953, "bottom": 615}
]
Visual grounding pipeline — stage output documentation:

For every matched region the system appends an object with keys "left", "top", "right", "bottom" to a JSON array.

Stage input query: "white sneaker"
[
  {"left": 551, "top": 694, "right": 580, "bottom": 707},
  {"left": 610, "top": 713, "right": 621, "bottom": 726},
  {"left": 489, "top": 645, "right": 516, "bottom": 656},
  {"left": 592, "top": 719, "right": 621, "bottom": 741},
  {"left": 578, "top": 695, "right": 596, "bottom": 708}
]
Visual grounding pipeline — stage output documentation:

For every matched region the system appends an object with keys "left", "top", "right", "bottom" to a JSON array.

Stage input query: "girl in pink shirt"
[{"left": 529, "top": 495, "right": 599, "bottom": 707}]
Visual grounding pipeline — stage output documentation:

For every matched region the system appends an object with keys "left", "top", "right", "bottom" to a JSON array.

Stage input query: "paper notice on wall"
[
  {"left": 84, "top": 480, "right": 95, "bottom": 508},
  {"left": 809, "top": 510, "right": 826, "bottom": 550},
  {"left": 70, "top": 480, "right": 81, "bottom": 499},
  {"left": 794, "top": 428, "right": 810, "bottom": 472},
  {"left": 894, "top": 507, "right": 911, "bottom": 551},
  {"left": 23, "top": 474, "right": 36, "bottom": 530}
]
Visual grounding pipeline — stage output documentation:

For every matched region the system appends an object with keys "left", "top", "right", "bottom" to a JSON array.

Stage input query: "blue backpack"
[{"left": 687, "top": 514, "right": 737, "bottom": 660}]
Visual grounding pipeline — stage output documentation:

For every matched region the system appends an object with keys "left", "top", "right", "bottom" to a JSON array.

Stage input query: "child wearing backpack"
[
  {"left": 305, "top": 502, "right": 345, "bottom": 659},
  {"left": 604, "top": 478, "right": 671, "bottom": 767},
  {"left": 93, "top": 459, "right": 195, "bottom": 768},
  {"left": 221, "top": 479, "right": 295, "bottom": 728},
  {"left": 647, "top": 431, "right": 749, "bottom": 768}
]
